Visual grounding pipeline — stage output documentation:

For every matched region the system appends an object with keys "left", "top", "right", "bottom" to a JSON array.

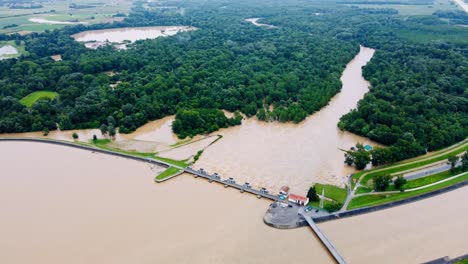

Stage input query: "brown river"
[
  {"left": 1, "top": 142, "right": 467, "bottom": 264},
  {"left": 2, "top": 46, "right": 378, "bottom": 195}
]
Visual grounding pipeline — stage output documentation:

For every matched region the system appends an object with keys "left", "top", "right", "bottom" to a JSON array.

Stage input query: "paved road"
[{"left": 404, "top": 161, "right": 461, "bottom": 181}]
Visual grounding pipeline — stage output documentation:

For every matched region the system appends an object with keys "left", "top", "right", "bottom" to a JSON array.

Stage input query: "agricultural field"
[
  {"left": 0, "top": 0, "right": 133, "bottom": 34},
  {"left": 339, "top": 0, "right": 461, "bottom": 16}
]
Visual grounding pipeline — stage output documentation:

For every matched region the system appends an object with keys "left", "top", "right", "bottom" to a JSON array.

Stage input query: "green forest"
[{"left": 0, "top": 0, "right": 466, "bottom": 164}]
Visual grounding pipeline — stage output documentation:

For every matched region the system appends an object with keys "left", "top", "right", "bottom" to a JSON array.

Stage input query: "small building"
[
  {"left": 279, "top": 186, "right": 290, "bottom": 196},
  {"left": 364, "top": 144, "right": 373, "bottom": 151},
  {"left": 289, "top": 193, "right": 309, "bottom": 206}
]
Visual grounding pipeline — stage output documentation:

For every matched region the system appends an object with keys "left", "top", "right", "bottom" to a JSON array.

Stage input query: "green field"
[
  {"left": 20, "top": 91, "right": 58, "bottom": 107},
  {"left": 0, "top": 0, "right": 132, "bottom": 34},
  {"left": 315, "top": 183, "right": 348, "bottom": 204}
]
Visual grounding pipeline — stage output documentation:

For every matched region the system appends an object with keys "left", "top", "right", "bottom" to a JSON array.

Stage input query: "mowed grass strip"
[
  {"left": 156, "top": 167, "right": 182, "bottom": 181},
  {"left": 20, "top": 91, "right": 58, "bottom": 107}
]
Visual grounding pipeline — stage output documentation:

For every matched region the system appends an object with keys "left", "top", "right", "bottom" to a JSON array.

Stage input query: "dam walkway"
[{"left": 298, "top": 210, "right": 347, "bottom": 264}]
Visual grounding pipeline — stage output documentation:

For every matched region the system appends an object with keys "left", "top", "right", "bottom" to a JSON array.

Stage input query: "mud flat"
[
  {"left": 0, "top": 142, "right": 334, "bottom": 264},
  {"left": 195, "top": 46, "right": 378, "bottom": 194}
]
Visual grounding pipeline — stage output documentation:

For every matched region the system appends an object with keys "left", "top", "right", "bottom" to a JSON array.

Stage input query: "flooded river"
[
  {"left": 1, "top": 46, "right": 378, "bottom": 193},
  {"left": 196, "top": 46, "right": 378, "bottom": 194},
  {"left": 1, "top": 141, "right": 467, "bottom": 263},
  {"left": 0, "top": 142, "right": 333, "bottom": 264}
]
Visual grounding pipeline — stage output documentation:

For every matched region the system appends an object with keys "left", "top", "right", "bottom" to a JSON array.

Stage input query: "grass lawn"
[
  {"left": 348, "top": 173, "right": 468, "bottom": 209},
  {"left": 315, "top": 183, "right": 347, "bottom": 204},
  {"left": 20, "top": 91, "right": 58, "bottom": 108},
  {"left": 355, "top": 186, "right": 373, "bottom": 194},
  {"left": 156, "top": 167, "right": 182, "bottom": 181}
]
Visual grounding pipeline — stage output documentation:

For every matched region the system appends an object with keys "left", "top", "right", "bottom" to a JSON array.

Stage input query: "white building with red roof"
[{"left": 288, "top": 193, "right": 309, "bottom": 205}]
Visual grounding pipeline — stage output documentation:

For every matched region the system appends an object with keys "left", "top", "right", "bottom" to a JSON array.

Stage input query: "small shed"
[{"left": 279, "top": 186, "right": 290, "bottom": 196}]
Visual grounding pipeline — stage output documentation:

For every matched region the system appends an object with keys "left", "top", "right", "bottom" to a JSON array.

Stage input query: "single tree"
[
  {"left": 108, "top": 125, "right": 116, "bottom": 138},
  {"left": 393, "top": 176, "right": 407, "bottom": 191},
  {"left": 344, "top": 152, "right": 354, "bottom": 166},
  {"left": 100, "top": 124, "right": 108, "bottom": 136},
  {"left": 93, "top": 134, "right": 97, "bottom": 141},
  {"left": 307, "top": 186, "right": 319, "bottom": 202},
  {"left": 374, "top": 175, "right": 391, "bottom": 191},
  {"left": 72, "top": 132, "right": 79, "bottom": 140},
  {"left": 447, "top": 155, "right": 459, "bottom": 172},
  {"left": 354, "top": 150, "right": 371, "bottom": 170},
  {"left": 461, "top": 152, "right": 468, "bottom": 171}
]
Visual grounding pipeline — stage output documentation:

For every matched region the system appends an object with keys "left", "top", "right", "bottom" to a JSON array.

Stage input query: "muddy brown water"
[
  {"left": 71, "top": 26, "right": 196, "bottom": 49},
  {"left": 195, "top": 46, "right": 379, "bottom": 194},
  {"left": 1, "top": 142, "right": 467, "bottom": 263},
  {"left": 0, "top": 142, "right": 334, "bottom": 264}
]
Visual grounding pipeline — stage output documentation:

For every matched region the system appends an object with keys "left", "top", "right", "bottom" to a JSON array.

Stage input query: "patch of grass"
[
  {"left": 315, "top": 183, "right": 347, "bottom": 204},
  {"left": 355, "top": 186, "right": 373, "bottom": 194},
  {"left": 348, "top": 173, "right": 468, "bottom": 209},
  {"left": 20, "top": 91, "right": 58, "bottom": 108},
  {"left": 156, "top": 167, "right": 182, "bottom": 180},
  {"left": 403, "top": 170, "right": 454, "bottom": 189}
]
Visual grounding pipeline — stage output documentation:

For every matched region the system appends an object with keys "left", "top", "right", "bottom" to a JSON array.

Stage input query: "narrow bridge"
[{"left": 298, "top": 210, "right": 347, "bottom": 264}]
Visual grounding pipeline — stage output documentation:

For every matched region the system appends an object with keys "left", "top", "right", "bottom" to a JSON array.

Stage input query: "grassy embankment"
[
  {"left": 89, "top": 139, "right": 189, "bottom": 168},
  {"left": 155, "top": 167, "right": 182, "bottom": 181},
  {"left": 347, "top": 139, "right": 468, "bottom": 209},
  {"left": 348, "top": 172, "right": 468, "bottom": 209},
  {"left": 352, "top": 139, "right": 468, "bottom": 189},
  {"left": 20, "top": 91, "right": 58, "bottom": 108}
]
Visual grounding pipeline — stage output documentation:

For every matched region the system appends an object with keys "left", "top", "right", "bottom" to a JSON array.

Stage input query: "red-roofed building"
[
  {"left": 279, "top": 186, "right": 290, "bottom": 196},
  {"left": 288, "top": 193, "right": 309, "bottom": 205}
]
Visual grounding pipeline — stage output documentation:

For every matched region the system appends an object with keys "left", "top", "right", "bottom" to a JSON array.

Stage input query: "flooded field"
[
  {"left": 0, "top": 142, "right": 333, "bottom": 264},
  {"left": 72, "top": 26, "right": 196, "bottom": 49},
  {"left": 195, "top": 46, "right": 378, "bottom": 194},
  {"left": 29, "top": 18, "right": 88, "bottom": 25},
  {"left": 0, "top": 45, "right": 18, "bottom": 60},
  {"left": 245, "top": 18, "right": 277, "bottom": 28}
]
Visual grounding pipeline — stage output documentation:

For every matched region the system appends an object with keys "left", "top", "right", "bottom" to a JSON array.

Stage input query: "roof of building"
[
  {"left": 289, "top": 193, "right": 308, "bottom": 202},
  {"left": 280, "top": 186, "right": 290, "bottom": 193}
]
